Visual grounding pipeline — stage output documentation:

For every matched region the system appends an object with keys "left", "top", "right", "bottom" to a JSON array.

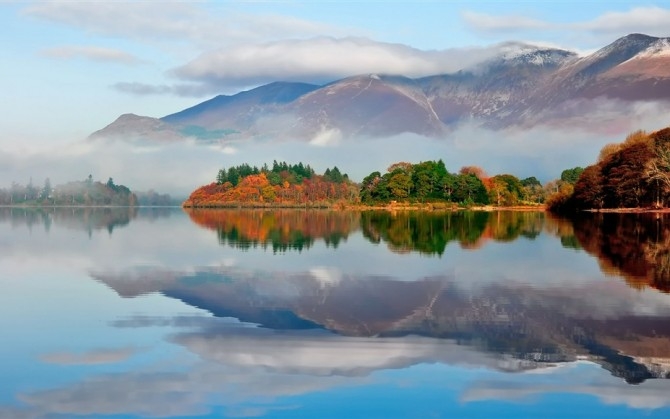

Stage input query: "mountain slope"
[
  {"left": 162, "top": 81, "right": 320, "bottom": 130},
  {"left": 287, "top": 74, "right": 445, "bottom": 138},
  {"left": 90, "top": 34, "right": 670, "bottom": 142}
]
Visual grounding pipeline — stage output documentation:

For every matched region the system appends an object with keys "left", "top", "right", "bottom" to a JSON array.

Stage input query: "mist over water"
[{"left": 0, "top": 98, "right": 669, "bottom": 196}]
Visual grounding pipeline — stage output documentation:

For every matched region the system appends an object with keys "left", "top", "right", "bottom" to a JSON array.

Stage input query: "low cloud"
[
  {"left": 40, "top": 45, "right": 143, "bottom": 65},
  {"left": 309, "top": 126, "right": 342, "bottom": 147},
  {"left": 1, "top": 98, "right": 668, "bottom": 195},
  {"left": 172, "top": 37, "right": 510, "bottom": 90}
]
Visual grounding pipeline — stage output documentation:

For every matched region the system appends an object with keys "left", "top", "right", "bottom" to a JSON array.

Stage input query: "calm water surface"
[{"left": 1, "top": 207, "right": 670, "bottom": 418}]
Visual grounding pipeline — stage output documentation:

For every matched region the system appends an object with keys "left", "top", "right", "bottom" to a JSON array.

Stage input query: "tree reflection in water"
[
  {"left": 557, "top": 212, "right": 670, "bottom": 293},
  {"left": 186, "top": 209, "right": 360, "bottom": 252}
]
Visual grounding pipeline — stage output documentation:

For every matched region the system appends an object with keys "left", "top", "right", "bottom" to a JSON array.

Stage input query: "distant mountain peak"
[
  {"left": 472, "top": 43, "right": 578, "bottom": 73},
  {"left": 618, "top": 33, "right": 659, "bottom": 42},
  {"left": 90, "top": 33, "right": 670, "bottom": 142}
]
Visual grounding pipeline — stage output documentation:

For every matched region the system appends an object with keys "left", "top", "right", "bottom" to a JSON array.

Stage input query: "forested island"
[
  {"left": 0, "top": 176, "right": 181, "bottom": 207},
  {"left": 183, "top": 160, "right": 550, "bottom": 208},
  {"left": 0, "top": 175, "right": 137, "bottom": 206},
  {"left": 184, "top": 161, "right": 358, "bottom": 207}
]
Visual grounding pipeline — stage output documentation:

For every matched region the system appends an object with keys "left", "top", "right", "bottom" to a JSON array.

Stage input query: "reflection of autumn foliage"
[
  {"left": 360, "top": 211, "right": 545, "bottom": 255},
  {"left": 571, "top": 213, "right": 670, "bottom": 292},
  {"left": 184, "top": 173, "right": 358, "bottom": 207},
  {"left": 544, "top": 213, "right": 582, "bottom": 249},
  {"left": 186, "top": 209, "right": 360, "bottom": 251}
]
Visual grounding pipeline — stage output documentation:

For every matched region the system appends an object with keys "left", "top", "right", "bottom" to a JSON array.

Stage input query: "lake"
[{"left": 1, "top": 207, "right": 670, "bottom": 418}]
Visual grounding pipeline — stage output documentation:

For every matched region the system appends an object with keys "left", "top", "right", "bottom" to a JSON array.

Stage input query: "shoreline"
[
  {"left": 584, "top": 207, "right": 670, "bottom": 213},
  {"left": 182, "top": 202, "right": 547, "bottom": 212}
]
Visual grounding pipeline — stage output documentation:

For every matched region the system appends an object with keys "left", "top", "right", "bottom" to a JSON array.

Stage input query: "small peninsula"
[{"left": 548, "top": 126, "right": 670, "bottom": 213}]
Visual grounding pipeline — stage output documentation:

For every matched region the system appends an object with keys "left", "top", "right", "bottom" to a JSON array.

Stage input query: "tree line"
[
  {"left": 548, "top": 127, "right": 670, "bottom": 212},
  {"left": 186, "top": 161, "right": 356, "bottom": 207},
  {"left": 359, "top": 160, "right": 546, "bottom": 206},
  {"left": 215, "top": 161, "right": 349, "bottom": 187},
  {"left": 0, "top": 175, "right": 137, "bottom": 206},
  {"left": 186, "top": 159, "right": 579, "bottom": 208}
]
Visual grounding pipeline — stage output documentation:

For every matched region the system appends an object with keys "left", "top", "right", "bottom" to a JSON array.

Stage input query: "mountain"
[{"left": 90, "top": 34, "right": 670, "bottom": 142}]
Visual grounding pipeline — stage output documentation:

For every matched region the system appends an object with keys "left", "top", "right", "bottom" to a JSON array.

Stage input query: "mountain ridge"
[{"left": 90, "top": 33, "right": 670, "bottom": 142}]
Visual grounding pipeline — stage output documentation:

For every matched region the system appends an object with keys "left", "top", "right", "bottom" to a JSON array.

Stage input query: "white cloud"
[
  {"left": 172, "top": 36, "right": 509, "bottom": 90},
  {"left": 309, "top": 126, "right": 342, "bottom": 147},
  {"left": 23, "top": 1, "right": 352, "bottom": 49},
  {"left": 463, "top": 6, "right": 670, "bottom": 39},
  {"left": 40, "top": 45, "right": 143, "bottom": 65},
  {"left": 578, "top": 7, "right": 670, "bottom": 36}
]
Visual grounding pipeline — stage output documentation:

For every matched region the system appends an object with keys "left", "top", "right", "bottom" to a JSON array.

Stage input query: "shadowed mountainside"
[{"left": 90, "top": 34, "right": 670, "bottom": 142}]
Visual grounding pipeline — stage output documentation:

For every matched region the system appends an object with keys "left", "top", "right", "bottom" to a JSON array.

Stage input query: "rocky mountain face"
[{"left": 90, "top": 34, "right": 670, "bottom": 142}]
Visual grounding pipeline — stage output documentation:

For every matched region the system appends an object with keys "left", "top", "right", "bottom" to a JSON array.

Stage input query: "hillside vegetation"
[{"left": 548, "top": 127, "right": 670, "bottom": 212}]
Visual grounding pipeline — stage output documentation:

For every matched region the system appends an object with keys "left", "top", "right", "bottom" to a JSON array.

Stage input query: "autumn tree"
[
  {"left": 490, "top": 174, "right": 524, "bottom": 206},
  {"left": 521, "top": 177, "right": 544, "bottom": 203},
  {"left": 549, "top": 127, "right": 670, "bottom": 213},
  {"left": 645, "top": 129, "right": 670, "bottom": 207}
]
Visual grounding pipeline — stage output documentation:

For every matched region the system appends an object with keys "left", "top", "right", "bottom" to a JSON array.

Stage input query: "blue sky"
[{"left": 1, "top": 1, "right": 670, "bottom": 192}]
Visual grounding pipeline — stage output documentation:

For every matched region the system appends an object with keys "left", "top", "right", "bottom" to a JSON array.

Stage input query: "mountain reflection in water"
[{"left": 89, "top": 209, "right": 670, "bottom": 385}]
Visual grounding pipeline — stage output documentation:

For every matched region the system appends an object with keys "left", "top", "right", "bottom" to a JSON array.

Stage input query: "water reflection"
[
  {"left": 93, "top": 261, "right": 670, "bottom": 384},
  {"left": 0, "top": 206, "right": 173, "bottom": 235},
  {"left": 187, "top": 209, "right": 547, "bottom": 255},
  {"left": 5, "top": 209, "right": 670, "bottom": 418},
  {"left": 559, "top": 213, "right": 670, "bottom": 293},
  {"left": 112, "top": 210, "right": 670, "bottom": 384},
  {"left": 186, "top": 209, "right": 359, "bottom": 251},
  {"left": 361, "top": 210, "right": 544, "bottom": 255}
]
